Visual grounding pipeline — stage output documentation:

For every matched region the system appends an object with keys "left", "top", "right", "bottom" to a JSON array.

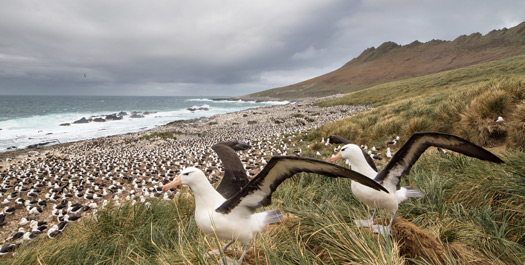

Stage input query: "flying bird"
[
  {"left": 330, "top": 132, "right": 504, "bottom": 235},
  {"left": 162, "top": 156, "right": 388, "bottom": 264}
]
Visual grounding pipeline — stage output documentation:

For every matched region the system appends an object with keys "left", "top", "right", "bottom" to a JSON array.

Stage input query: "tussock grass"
[
  {"left": 507, "top": 101, "right": 525, "bottom": 149},
  {"left": 140, "top": 132, "right": 177, "bottom": 141},
  {"left": 312, "top": 57, "right": 525, "bottom": 149}
]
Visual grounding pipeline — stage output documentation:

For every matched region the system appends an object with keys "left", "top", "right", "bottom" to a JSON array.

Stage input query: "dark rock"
[
  {"left": 143, "top": 111, "right": 157, "bottom": 115},
  {"left": 105, "top": 114, "right": 123, "bottom": 120},
  {"left": 73, "top": 117, "right": 90, "bottom": 124},
  {"left": 118, "top": 111, "right": 128, "bottom": 116},
  {"left": 305, "top": 117, "right": 315, "bottom": 122},
  {"left": 27, "top": 141, "right": 53, "bottom": 149},
  {"left": 295, "top": 118, "right": 306, "bottom": 126},
  {"left": 93, "top": 118, "right": 106, "bottom": 122},
  {"left": 7, "top": 146, "right": 17, "bottom": 150},
  {"left": 271, "top": 118, "right": 285, "bottom": 124},
  {"left": 186, "top": 107, "right": 210, "bottom": 112},
  {"left": 59, "top": 123, "right": 71, "bottom": 126},
  {"left": 247, "top": 120, "right": 257, "bottom": 125},
  {"left": 130, "top": 112, "right": 144, "bottom": 118}
]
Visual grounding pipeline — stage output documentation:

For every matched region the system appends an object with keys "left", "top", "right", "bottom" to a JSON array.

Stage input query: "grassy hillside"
[
  {"left": 244, "top": 22, "right": 525, "bottom": 100},
  {"left": 311, "top": 55, "right": 525, "bottom": 149},
  {"left": 3, "top": 53, "right": 524, "bottom": 264}
]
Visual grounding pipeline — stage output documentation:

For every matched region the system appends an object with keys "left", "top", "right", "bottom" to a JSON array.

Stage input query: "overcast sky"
[{"left": 0, "top": 1, "right": 524, "bottom": 97}]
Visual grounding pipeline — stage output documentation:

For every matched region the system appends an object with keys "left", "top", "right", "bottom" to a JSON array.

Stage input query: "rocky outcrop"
[
  {"left": 130, "top": 112, "right": 145, "bottom": 118},
  {"left": 295, "top": 118, "right": 306, "bottom": 126},
  {"left": 105, "top": 114, "right": 123, "bottom": 120},
  {"left": 271, "top": 118, "right": 285, "bottom": 124},
  {"left": 187, "top": 107, "right": 210, "bottom": 112},
  {"left": 73, "top": 117, "right": 90, "bottom": 124}
]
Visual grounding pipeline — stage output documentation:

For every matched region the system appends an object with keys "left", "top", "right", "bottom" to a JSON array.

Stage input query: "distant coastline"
[{"left": 0, "top": 95, "right": 288, "bottom": 153}]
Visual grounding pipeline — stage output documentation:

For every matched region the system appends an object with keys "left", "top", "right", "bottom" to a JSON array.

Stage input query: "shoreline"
[
  {"left": 0, "top": 95, "right": 339, "bottom": 161},
  {"left": 0, "top": 96, "right": 290, "bottom": 155}
]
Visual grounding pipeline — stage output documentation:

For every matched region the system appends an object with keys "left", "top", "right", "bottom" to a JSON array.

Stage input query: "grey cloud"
[{"left": 0, "top": 0, "right": 524, "bottom": 96}]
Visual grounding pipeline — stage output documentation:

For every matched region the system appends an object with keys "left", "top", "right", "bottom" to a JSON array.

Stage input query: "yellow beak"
[
  {"left": 329, "top": 151, "right": 342, "bottom": 162},
  {"left": 162, "top": 176, "right": 181, "bottom": 192}
]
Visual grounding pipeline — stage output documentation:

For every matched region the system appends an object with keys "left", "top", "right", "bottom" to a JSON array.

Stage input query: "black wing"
[
  {"left": 330, "top": 135, "right": 378, "bottom": 171},
  {"left": 215, "top": 156, "right": 388, "bottom": 214},
  {"left": 329, "top": 135, "right": 351, "bottom": 144},
  {"left": 213, "top": 141, "right": 251, "bottom": 199},
  {"left": 375, "top": 132, "right": 504, "bottom": 191}
]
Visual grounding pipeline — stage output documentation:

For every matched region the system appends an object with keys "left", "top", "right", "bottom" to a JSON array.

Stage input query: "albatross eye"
[{"left": 183, "top": 172, "right": 190, "bottom": 176}]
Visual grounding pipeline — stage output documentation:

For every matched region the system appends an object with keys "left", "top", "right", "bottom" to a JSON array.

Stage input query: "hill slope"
[{"left": 243, "top": 22, "right": 525, "bottom": 100}]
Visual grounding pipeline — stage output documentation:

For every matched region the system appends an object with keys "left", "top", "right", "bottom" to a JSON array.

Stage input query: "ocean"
[{"left": 0, "top": 95, "right": 287, "bottom": 153}]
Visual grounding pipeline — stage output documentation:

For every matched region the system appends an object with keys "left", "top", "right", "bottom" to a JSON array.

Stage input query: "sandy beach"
[{"left": 0, "top": 95, "right": 369, "bottom": 245}]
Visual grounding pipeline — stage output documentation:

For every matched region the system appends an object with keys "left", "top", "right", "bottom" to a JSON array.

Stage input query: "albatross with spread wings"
[
  {"left": 162, "top": 156, "right": 388, "bottom": 264},
  {"left": 329, "top": 132, "right": 504, "bottom": 235}
]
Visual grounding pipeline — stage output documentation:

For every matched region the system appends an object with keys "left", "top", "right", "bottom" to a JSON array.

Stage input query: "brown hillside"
[{"left": 244, "top": 22, "right": 525, "bottom": 100}]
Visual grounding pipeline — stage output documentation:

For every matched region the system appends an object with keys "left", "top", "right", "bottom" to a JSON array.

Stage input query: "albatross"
[
  {"left": 162, "top": 156, "right": 388, "bottom": 264},
  {"left": 329, "top": 132, "right": 504, "bottom": 235}
]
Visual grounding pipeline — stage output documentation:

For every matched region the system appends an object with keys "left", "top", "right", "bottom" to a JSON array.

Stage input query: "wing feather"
[
  {"left": 213, "top": 141, "right": 251, "bottom": 199},
  {"left": 375, "top": 132, "right": 504, "bottom": 191},
  {"left": 215, "top": 156, "right": 388, "bottom": 214},
  {"left": 329, "top": 135, "right": 351, "bottom": 144}
]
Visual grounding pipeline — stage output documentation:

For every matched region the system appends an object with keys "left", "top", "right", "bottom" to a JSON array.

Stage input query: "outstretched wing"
[
  {"left": 213, "top": 141, "right": 251, "bottom": 199},
  {"left": 330, "top": 135, "right": 378, "bottom": 171},
  {"left": 215, "top": 156, "right": 388, "bottom": 214},
  {"left": 329, "top": 135, "right": 351, "bottom": 144},
  {"left": 375, "top": 132, "right": 504, "bottom": 191}
]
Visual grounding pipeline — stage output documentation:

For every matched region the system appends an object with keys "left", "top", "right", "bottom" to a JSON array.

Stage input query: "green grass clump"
[
  {"left": 140, "top": 132, "right": 177, "bottom": 141},
  {"left": 3, "top": 200, "right": 200, "bottom": 265},
  {"left": 507, "top": 101, "right": 525, "bottom": 149}
]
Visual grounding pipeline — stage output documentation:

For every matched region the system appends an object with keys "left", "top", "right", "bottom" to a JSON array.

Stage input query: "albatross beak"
[
  {"left": 162, "top": 176, "right": 181, "bottom": 192},
  {"left": 329, "top": 151, "right": 342, "bottom": 162}
]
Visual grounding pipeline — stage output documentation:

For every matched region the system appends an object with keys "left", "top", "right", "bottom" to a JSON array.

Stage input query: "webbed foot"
[{"left": 372, "top": 225, "right": 390, "bottom": 236}]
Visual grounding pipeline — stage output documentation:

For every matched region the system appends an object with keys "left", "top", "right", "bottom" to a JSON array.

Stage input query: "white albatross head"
[
  {"left": 330, "top": 144, "right": 362, "bottom": 164},
  {"left": 161, "top": 167, "right": 206, "bottom": 192}
]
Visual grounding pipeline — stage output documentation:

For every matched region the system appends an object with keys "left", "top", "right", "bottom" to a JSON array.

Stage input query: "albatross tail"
[
  {"left": 257, "top": 209, "right": 283, "bottom": 225},
  {"left": 395, "top": 186, "right": 424, "bottom": 203},
  {"left": 403, "top": 186, "right": 424, "bottom": 198}
]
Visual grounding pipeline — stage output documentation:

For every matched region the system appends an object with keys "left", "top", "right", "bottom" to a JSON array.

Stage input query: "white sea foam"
[
  {"left": 0, "top": 100, "right": 282, "bottom": 152},
  {"left": 186, "top": 98, "right": 289, "bottom": 105}
]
